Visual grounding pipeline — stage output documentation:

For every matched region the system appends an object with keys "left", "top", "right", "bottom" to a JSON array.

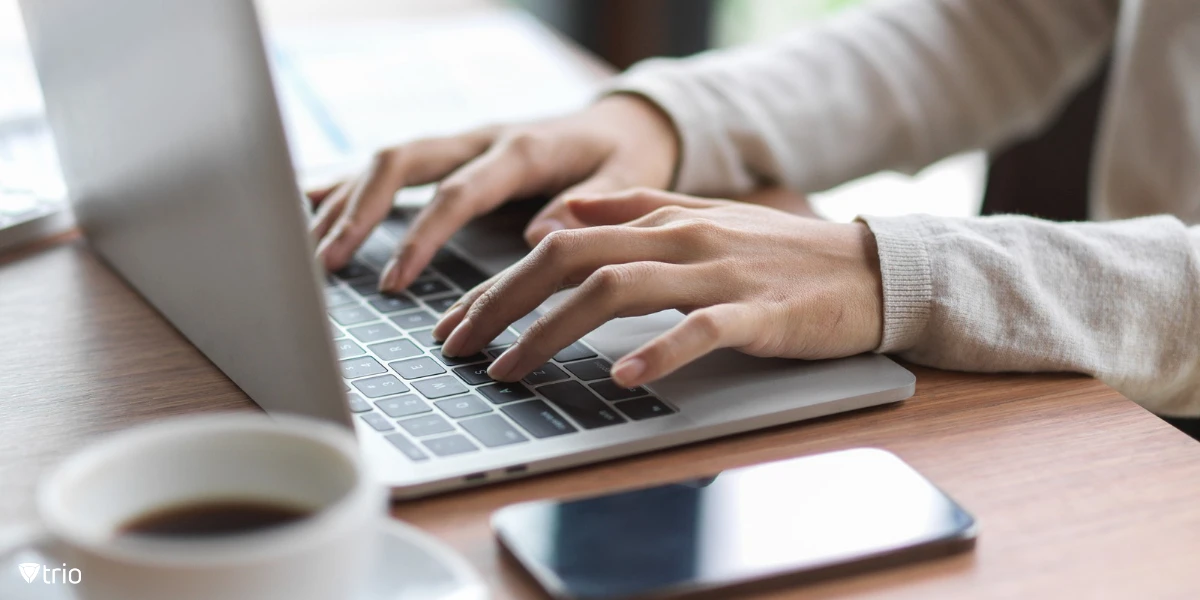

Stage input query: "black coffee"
[{"left": 119, "top": 500, "right": 312, "bottom": 538}]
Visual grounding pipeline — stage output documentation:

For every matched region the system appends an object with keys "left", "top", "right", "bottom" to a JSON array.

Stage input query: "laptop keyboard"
[{"left": 327, "top": 244, "right": 676, "bottom": 463}]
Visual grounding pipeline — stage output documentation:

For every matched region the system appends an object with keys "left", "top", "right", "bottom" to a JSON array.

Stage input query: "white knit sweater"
[{"left": 609, "top": 0, "right": 1200, "bottom": 416}]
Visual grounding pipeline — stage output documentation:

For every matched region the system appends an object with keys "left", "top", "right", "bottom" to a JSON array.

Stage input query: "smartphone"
[{"left": 492, "top": 448, "right": 976, "bottom": 600}]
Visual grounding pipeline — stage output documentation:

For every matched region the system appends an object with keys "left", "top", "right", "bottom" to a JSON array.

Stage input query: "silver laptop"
[{"left": 19, "top": 0, "right": 914, "bottom": 498}]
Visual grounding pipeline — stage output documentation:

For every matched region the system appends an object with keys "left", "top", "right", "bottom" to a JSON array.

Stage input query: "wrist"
[
  {"left": 593, "top": 93, "right": 681, "bottom": 189},
  {"left": 852, "top": 221, "right": 885, "bottom": 352}
]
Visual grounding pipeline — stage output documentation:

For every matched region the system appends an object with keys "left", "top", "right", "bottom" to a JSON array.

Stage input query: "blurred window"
[
  {"left": 714, "top": 0, "right": 868, "bottom": 47},
  {"left": 713, "top": 0, "right": 984, "bottom": 221}
]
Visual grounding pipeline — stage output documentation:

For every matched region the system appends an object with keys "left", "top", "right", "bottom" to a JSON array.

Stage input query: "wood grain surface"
[
  {"left": 4, "top": 3, "right": 1200, "bottom": 598},
  {"left": 4, "top": 235, "right": 1200, "bottom": 599}
]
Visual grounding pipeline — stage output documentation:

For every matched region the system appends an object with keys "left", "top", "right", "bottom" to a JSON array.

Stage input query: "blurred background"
[{"left": 0, "top": 0, "right": 984, "bottom": 248}]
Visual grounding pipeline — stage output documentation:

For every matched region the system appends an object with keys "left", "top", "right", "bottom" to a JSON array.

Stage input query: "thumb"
[
  {"left": 523, "top": 170, "right": 629, "bottom": 246},
  {"left": 565, "top": 188, "right": 727, "bottom": 226}
]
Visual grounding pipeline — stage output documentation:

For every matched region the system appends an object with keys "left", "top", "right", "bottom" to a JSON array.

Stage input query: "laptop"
[{"left": 19, "top": 0, "right": 914, "bottom": 498}]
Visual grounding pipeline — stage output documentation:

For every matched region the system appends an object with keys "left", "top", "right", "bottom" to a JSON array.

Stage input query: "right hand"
[{"left": 307, "top": 94, "right": 679, "bottom": 293}]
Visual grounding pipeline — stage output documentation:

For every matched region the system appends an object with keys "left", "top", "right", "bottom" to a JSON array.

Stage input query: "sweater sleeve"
[
  {"left": 859, "top": 214, "right": 1200, "bottom": 417},
  {"left": 605, "top": 0, "right": 1117, "bottom": 197}
]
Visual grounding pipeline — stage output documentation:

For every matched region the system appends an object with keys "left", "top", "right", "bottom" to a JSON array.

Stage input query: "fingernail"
[
  {"left": 611, "top": 357, "right": 646, "bottom": 387},
  {"left": 380, "top": 258, "right": 402, "bottom": 291},
  {"left": 440, "top": 317, "right": 473, "bottom": 357},
  {"left": 566, "top": 193, "right": 601, "bottom": 202},
  {"left": 487, "top": 344, "right": 521, "bottom": 381},
  {"left": 433, "top": 304, "right": 467, "bottom": 341}
]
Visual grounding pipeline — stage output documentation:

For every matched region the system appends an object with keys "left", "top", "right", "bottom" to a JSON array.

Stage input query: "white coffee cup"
[{"left": 0, "top": 413, "right": 387, "bottom": 600}]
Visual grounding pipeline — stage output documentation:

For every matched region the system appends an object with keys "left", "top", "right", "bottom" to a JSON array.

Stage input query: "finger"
[
  {"left": 430, "top": 270, "right": 505, "bottom": 341},
  {"left": 306, "top": 180, "right": 343, "bottom": 207},
  {"left": 522, "top": 168, "right": 630, "bottom": 246},
  {"left": 610, "top": 303, "right": 759, "bottom": 388},
  {"left": 381, "top": 135, "right": 558, "bottom": 292},
  {"left": 565, "top": 188, "right": 728, "bottom": 226},
  {"left": 309, "top": 180, "right": 358, "bottom": 242},
  {"left": 486, "top": 262, "right": 715, "bottom": 382},
  {"left": 439, "top": 226, "right": 689, "bottom": 357},
  {"left": 316, "top": 133, "right": 494, "bottom": 270}
]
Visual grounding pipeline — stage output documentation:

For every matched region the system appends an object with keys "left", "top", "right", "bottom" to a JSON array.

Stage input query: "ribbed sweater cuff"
[
  {"left": 599, "top": 62, "right": 731, "bottom": 195},
  {"left": 857, "top": 215, "right": 933, "bottom": 353}
]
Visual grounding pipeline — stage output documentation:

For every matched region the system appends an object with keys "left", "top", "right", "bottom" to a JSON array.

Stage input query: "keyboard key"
[
  {"left": 412, "top": 376, "right": 469, "bottom": 399},
  {"left": 424, "top": 295, "right": 461, "bottom": 313},
  {"left": 329, "top": 305, "right": 375, "bottom": 326},
  {"left": 615, "top": 396, "right": 676, "bottom": 420},
  {"left": 523, "top": 363, "right": 568, "bottom": 386},
  {"left": 339, "top": 356, "right": 386, "bottom": 379},
  {"left": 511, "top": 311, "right": 541, "bottom": 334},
  {"left": 563, "top": 358, "right": 611, "bottom": 381},
  {"left": 435, "top": 350, "right": 488, "bottom": 367},
  {"left": 378, "top": 216, "right": 411, "bottom": 239},
  {"left": 430, "top": 250, "right": 488, "bottom": 289},
  {"left": 368, "top": 339, "right": 422, "bottom": 361},
  {"left": 359, "top": 412, "right": 394, "bottom": 431},
  {"left": 487, "top": 329, "right": 518, "bottom": 348},
  {"left": 367, "top": 294, "right": 418, "bottom": 314},
  {"left": 484, "top": 346, "right": 509, "bottom": 359},
  {"left": 375, "top": 394, "right": 431, "bottom": 418},
  {"left": 336, "top": 261, "right": 375, "bottom": 281},
  {"left": 324, "top": 288, "right": 355, "bottom": 307},
  {"left": 589, "top": 379, "right": 649, "bottom": 402},
  {"left": 539, "top": 381, "right": 626, "bottom": 429},
  {"left": 347, "top": 322, "right": 402, "bottom": 344},
  {"left": 478, "top": 382, "right": 534, "bottom": 405},
  {"left": 502, "top": 400, "right": 578, "bottom": 438},
  {"left": 391, "top": 357, "right": 446, "bottom": 380},
  {"left": 553, "top": 342, "right": 597, "bottom": 363},
  {"left": 352, "top": 374, "right": 409, "bottom": 398},
  {"left": 422, "top": 434, "right": 479, "bottom": 457},
  {"left": 398, "top": 414, "right": 455, "bottom": 437},
  {"left": 350, "top": 277, "right": 381, "bottom": 296},
  {"left": 392, "top": 310, "right": 439, "bottom": 331},
  {"left": 460, "top": 414, "right": 528, "bottom": 447},
  {"left": 384, "top": 433, "right": 428, "bottom": 462},
  {"left": 452, "top": 363, "right": 494, "bottom": 385},
  {"left": 357, "top": 235, "right": 396, "bottom": 270},
  {"left": 346, "top": 393, "right": 372, "bottom": 413},
  {"left": 409, "top": 328, "right": 442, "bottom": 348},
  {"left": 434, "top": 395, "right": 492, "bottom": 419},
  {"left": 408, "top": 277, "right": 452, "bottom": 297},
  {"left": 333, "top": 339, "right": 365, "bottom": 359}
]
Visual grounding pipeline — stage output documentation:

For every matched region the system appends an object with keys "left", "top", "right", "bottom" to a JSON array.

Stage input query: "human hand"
[
  {"left": 307, "top": 94, "right": 679, "bottom": 292},
  {"left": 432, "top": 189, "right": 885, "bottom": 389}
]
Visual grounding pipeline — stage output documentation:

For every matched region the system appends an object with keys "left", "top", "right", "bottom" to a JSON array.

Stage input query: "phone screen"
[{"left": 492, "top": 449, "right": 976, "bottom": 600}]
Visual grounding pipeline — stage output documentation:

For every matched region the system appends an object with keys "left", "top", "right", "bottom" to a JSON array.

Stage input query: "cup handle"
[{"left": 0, "top": 522, "right": 54, "bottom": 564}]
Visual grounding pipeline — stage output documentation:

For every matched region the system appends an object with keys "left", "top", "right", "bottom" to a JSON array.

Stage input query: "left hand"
[{"left": 433, "top": 189, "right": 885, "bottom": 389}]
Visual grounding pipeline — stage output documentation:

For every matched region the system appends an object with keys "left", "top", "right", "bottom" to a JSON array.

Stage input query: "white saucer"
[{"left": 0, "top": 518, "right": 489, "bottom": 600}]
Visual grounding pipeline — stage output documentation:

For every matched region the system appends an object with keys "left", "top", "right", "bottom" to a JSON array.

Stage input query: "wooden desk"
[
  {"left": 5, "top": 5, "right": 1200, "bottom": 599},
  {"left": 6, "top": 224, "right": 1200, "bottom": 600}
]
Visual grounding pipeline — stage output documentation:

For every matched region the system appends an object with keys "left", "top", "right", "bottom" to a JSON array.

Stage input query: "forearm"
[
  {"left": 607, "top": 0, "right": 1116, "bottom": 197},
  {"left": 861, "top": 214, "right": 1200, "bottom": 416}
]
